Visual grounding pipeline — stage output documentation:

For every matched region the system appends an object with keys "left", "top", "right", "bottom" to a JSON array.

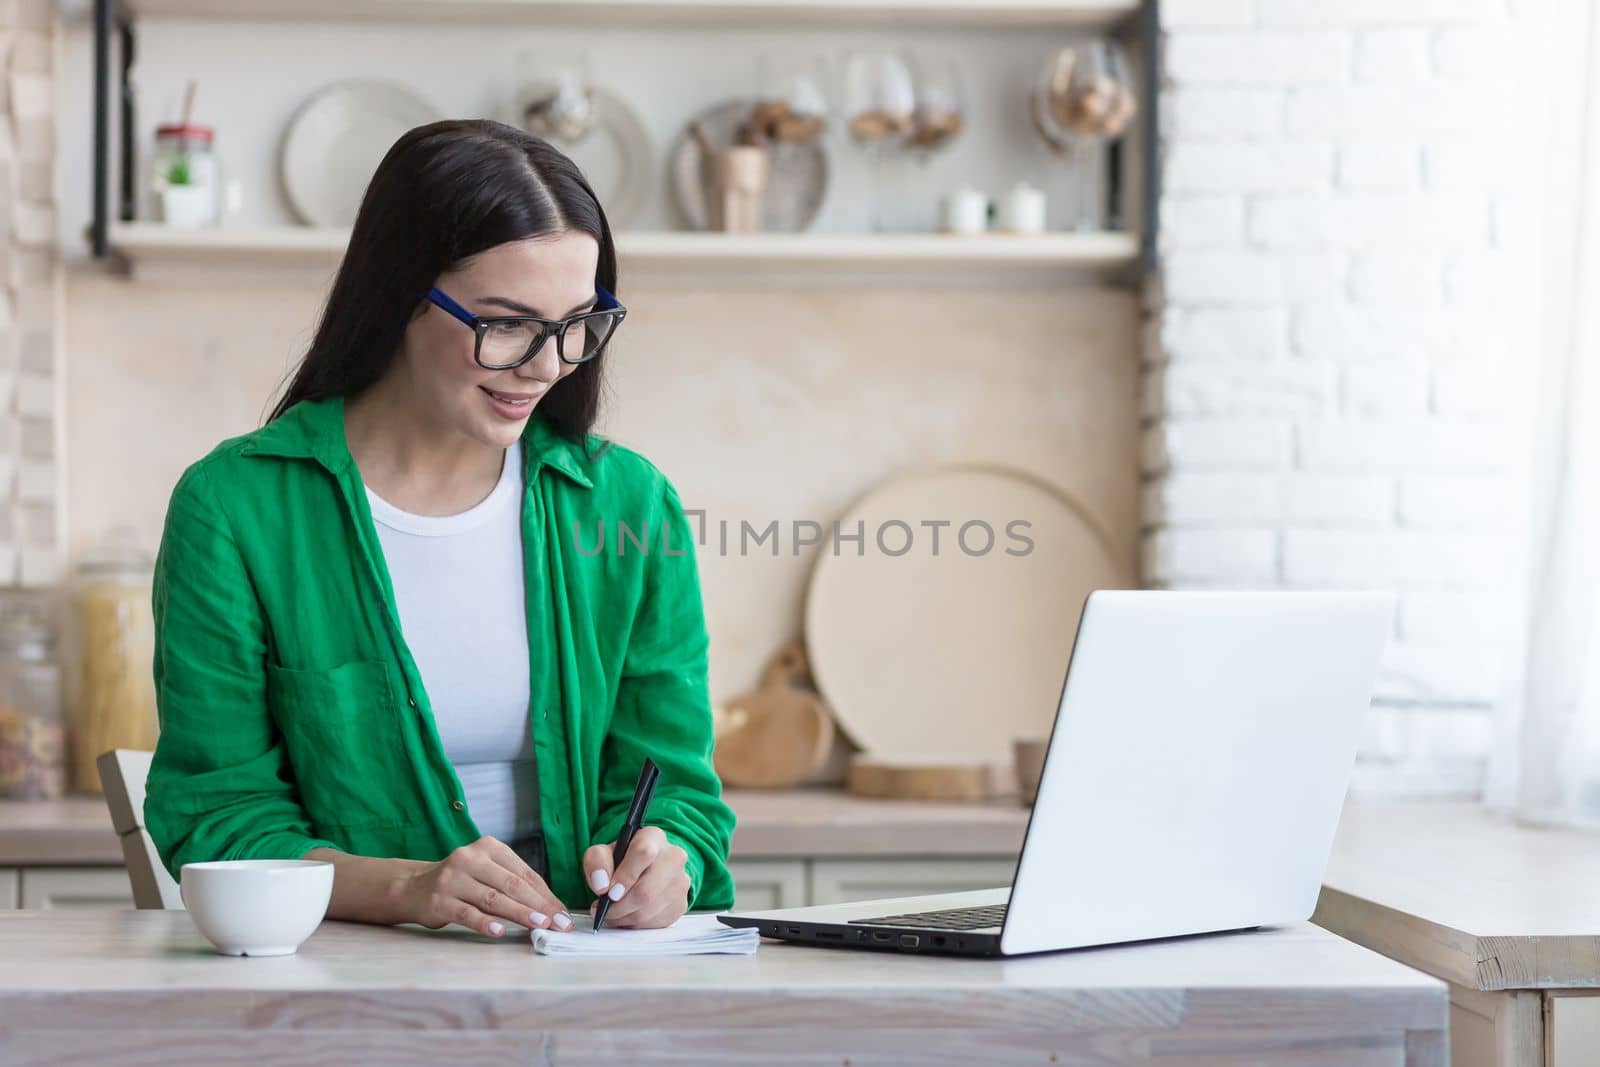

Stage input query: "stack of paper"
[{"left": 530, "top": 913, "right": 760, "bottom": 957}]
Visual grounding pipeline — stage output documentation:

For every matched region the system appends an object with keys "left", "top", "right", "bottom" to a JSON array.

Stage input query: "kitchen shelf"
[
  {"left": 121, "top": 0, "right": 1140, "bottom": 30},
  {"left": 104, "top": 223, "right": 1142, "bottom": 276}
]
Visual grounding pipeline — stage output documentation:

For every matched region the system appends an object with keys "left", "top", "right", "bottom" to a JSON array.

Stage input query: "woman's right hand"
[{"left": 403, "top": 835, "right": 573, "bottom": 937}]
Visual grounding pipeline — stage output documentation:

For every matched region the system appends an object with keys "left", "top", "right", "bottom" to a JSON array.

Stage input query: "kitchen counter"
[
  {"left": 0, "top": 909, "right": 1446, "bottom": 1065},
  {"left": 1313, "top": 802, "right": 1600, "bottom": 1067},
  {"left": 0, "top": 788, "right": 1029, "bottom": 867}
]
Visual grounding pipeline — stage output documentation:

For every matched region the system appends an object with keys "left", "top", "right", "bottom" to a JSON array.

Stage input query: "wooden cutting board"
[
  {"left": 712, "top": 640, "right": 835, "bottom": 789},
  {"left": 804, "top": 465, "right": 1128, "bottom": 764},
  {"left": 846, "top": 755, "right": 1017, "bottom": 802}
]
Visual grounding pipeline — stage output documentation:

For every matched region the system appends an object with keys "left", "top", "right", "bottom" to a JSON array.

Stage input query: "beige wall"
[{"left": 63, "top": 276, "right": 1140, "bottom": 699}]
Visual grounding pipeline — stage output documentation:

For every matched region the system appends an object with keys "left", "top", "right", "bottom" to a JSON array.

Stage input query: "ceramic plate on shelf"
[
  {"left": 669, "top": 96, "right": 827, "bottom": 232},
  {"left": 280, "top": 81, "right": 443, "bottom": 227},
  {"left": 803, "top": 465, "right": 1129, "bottom": 763}
]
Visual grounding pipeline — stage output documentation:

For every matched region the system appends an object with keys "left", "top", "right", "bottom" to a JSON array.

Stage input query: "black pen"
[{"left": 592, "top": 757, "right": 660, "bottom": 933}]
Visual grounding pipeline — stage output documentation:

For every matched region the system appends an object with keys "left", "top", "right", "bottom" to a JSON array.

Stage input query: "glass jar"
[
  {"left": 0, "top": 602, "right": 65, "bottom": 800},
  {"left": 151, "top": 123, "right": 221, "bottom": 227},
  {"left": 71, "top": 526, "right": 159, "bottom": 795}
]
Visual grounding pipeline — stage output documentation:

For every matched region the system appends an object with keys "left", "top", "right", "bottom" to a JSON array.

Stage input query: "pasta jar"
[
  {"left": 0, "top": 602, "right": 65, "bottom": 800},
  {"left": 70, "top": 526, "right": 159, "bottom": 795}
]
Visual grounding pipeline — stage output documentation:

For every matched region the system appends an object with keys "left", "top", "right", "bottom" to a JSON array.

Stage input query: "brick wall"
[
  {"left": 1144, "top": 0, "right": 1518, "bottom": 795},
  {"left": 1, "top": 0, "right": 63, "bottom": 588}
]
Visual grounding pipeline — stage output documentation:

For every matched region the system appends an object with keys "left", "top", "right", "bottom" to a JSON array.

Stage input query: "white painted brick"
[
  {"left": 1398, "top": 474, "right": 1507, "bottom": 528},
  {"left": 1281, "top": 528, "right": 1506, "bottom": 588},
  {"left": 1375, "top": 641, "right": 1505, "bottom": 704},
  {"left": 1337, "top": 143, "right": 1419, "bottom": 189},
  {"left": 1163, "top": 87, "right": 1283, "bottom": 139},
  {"left": 11, "top": 200, "right": 52, "bottom": 247},
  {"left": 1145, "top": 472, "right": 1282, "bottom": 525},
  {"left": 1432, "top": 26, "right": 1495, "bottom": 78},
  {"left": 1165, "top": 250, "right": 1345, "bottom": 304},
  {"left": 1353, "top": 29, "right": 1428, "bottom": 81},
  {"left": 1145, "top": 528, "right": 1279, "bottom": 583},
  {"left": 1296, "top": 419, "right": 1503, "bottom": 471},
  {"left": 1347, "top": 758, "right": 1486, "bottom": 800},
  {"left": 1160, "top": 0, "right": 1256, "bottom": 29},
  {"left": 1152, "top": 358, "right": 1336, "bottom": 417},
  {"left": 1341, "top": 362, "right": 1429, "bottom": 416},
  {"left": 15, "top": 459, "right": 53, "bottom": 504},
  {"left": 1423, "top": 139, "right": 1508, "bottom": 189},
  {"left": 13, "top": 371, "right": 52, "bottom": 418},
  {"left": 18, "top": 416, "right": 50, "bottom": 460},
  {"left": 1160, "top": 307, "right": 1289, "bottom": 361},
  {"left": 0, "top": 545, "right": 19, "bottom": 589},
  {"left": 18, "top": 501, "right": 51, "bottom": 542},
  {"left": 1259, "top": 0, "right": 1494, "bottom": 27},
  {"left": 13, "top": 282, "right": 51, "bottom": 331},
  {"left": 1430, "top": 360, "right": 1500, "bottom": 415},
  {"left": 1282, "top": 473, "right": 1394, "bottom": 524},
  {"left": 1442, "top": 254, "right": 1507, "bottom": 306},
  {"left": 1248, "top": 193, "right": 1487, "bottom": 250},
  {"left": 1398, "top": 591, "right": 1502, "bottom": 644},
  {"left": 1166, "top": 31, "right": 1351, "bottom": 85},
  {"left": 1285, "top": 85, "right": 1482, "bottom": 136},
  {"left": 8, "top": 73, "right": 49, "bottom": 121},
  {"left": 18, "top": 544, "right": 61, "bottom": 589},
  {"left": 1294, "top": 304, "right": 1435, "bottom": 361},
  {"left": 1357, "top": 704, "right": 1495, "bottom": 765},
  {"left": 1165, "top": 142, "right": 1332, "bottom": 194},
  {"left": 1144, "top": 418, "right": 1291, "bottom": 472},
  {"left": 1348, "top": 251, "right": 1441, "bottom": 304},
  {"left": 10, "top": 30, "right": 50, "bottom": 76},
  {"left": 1159, "top": 194, "right": 1245, "bottom": 247}
]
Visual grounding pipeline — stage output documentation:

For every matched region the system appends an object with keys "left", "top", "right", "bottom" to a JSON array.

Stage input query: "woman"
[{"left": 145, "top": 119, "right": 735, "bottom": 937}]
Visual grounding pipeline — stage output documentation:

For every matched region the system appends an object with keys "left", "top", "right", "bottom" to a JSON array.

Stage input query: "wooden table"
[
  {"left": 0, "top": 790, "right": 1033, "bottom": 911},
  {"left": 0, "top": 910, "right": 1444, "bottom": 1065},
  {"left": 1314, "top": 803, "right": 1600, "bottom": 1067}
]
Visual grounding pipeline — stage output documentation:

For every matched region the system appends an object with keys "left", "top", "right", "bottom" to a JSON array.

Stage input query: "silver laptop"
[{"left": 718, "top": 590, "right": 1393, "bottom": 957}]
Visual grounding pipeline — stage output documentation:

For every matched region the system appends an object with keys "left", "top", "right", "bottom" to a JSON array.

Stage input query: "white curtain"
[{"left": 1491, "top": 0, "right": 1600, "bottom": 828}]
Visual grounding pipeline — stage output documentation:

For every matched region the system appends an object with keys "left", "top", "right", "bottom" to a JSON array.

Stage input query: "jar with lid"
[
  {"left": 71, "top": 525, "right": 159, "bottom": 795},
  {"left": 151, "top": 123, "right": 222, "bottom": 228},
  {"left": 0, "top": 601, "right": 65, "bottom": 800}
]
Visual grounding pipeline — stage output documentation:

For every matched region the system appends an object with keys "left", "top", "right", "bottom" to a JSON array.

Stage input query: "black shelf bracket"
[
  {"left": 1138, "top": 0, "right": 1160, "bottom": 277},
  {"left": 90, "top": 0, "right": 136, "bottom": 259}
]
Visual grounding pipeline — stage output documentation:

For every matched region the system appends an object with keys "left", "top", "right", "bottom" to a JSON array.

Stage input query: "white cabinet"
[
  {"left": 18, "top": 868, "right": 136, "bottom": 910},
  {"left": 0, "top": 869, "right": 17, "bottom": 909},
  {"left": 727, "top": 860, "right": 807, "bottom": 912},
  {"left": 808, "top": 858, "right": 1018, "bottom": 907}
]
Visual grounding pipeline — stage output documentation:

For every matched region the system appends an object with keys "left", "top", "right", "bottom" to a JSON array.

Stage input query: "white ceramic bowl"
[{"left": 179, "top": 860, "right": 334, "bottom": 957}]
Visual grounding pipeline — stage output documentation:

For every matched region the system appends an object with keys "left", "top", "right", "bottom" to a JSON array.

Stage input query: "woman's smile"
[{"left": 480, "top": 384, "right": 546, "bottom": 418}]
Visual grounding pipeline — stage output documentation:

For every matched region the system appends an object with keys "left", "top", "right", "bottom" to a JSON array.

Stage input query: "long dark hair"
[{"left": 266, "top": 119, "right": 615, "bottom": 440}]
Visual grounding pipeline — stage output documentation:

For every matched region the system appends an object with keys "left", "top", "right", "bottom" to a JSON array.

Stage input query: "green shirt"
[{"left": 145, "top": 394, "right": 736, "bottom": 912}]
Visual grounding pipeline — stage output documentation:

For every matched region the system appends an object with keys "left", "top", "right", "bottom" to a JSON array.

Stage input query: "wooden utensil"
[
  {"left": 713, "top": 640, "right": 835, "bottom": 789},
  {"left": 846, "top": 756, "right": 1016, "bottom": 802}
]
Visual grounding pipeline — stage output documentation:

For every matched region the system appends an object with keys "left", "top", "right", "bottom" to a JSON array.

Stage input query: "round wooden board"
[{"left": 804, "top": 465, "right": 1128, "bottom": 762}]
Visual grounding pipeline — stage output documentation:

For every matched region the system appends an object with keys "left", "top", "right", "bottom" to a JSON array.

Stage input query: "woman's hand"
[
  {"left": 582, "top": 826, "right": 691, "bottom": 929},
  {"left": 403, "top": 835, "right": 574, "bottom": 938}
]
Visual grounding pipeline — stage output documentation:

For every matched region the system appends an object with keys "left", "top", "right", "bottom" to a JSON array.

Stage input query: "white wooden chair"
[{"left": 96, "top": 749, "right": 183, "bottom": 910}]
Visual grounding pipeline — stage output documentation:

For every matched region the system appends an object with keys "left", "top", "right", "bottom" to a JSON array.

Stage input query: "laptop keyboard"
[{"left": 851, "top": 904, "right": 1008, "bottom": 931}]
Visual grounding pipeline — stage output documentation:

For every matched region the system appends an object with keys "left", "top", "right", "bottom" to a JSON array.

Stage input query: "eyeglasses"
[{"left": 426, "top": 282, "right": 627, "bottom": 370}]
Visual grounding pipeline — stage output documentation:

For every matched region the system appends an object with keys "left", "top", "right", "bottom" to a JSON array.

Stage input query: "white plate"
[
  {"left": 803, "top": 465, "right": 1129, "bottom": 762},
  {"left": 280, "top": 80, "right": 443, "bottom": 227}
]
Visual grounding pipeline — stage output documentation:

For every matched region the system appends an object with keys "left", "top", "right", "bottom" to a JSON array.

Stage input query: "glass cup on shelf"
[
  {"left": 905, "top": 49, "right": 966, "bottom": 167},
  {"left": 839, "top": 48, "right": 916, "bottom": 233},
  {"left": 1030, "top": 39, "right": 1136, "bottom": 232}
]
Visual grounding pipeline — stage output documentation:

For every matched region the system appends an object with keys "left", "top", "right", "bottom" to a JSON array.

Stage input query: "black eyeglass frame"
[{"left": 426, "top": 282, "right": 627, "bottom": 369}]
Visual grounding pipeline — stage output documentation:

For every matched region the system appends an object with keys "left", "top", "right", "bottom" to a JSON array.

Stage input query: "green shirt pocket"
[{"left": 266, "top": 657, "right": 409, "bottom": 830}]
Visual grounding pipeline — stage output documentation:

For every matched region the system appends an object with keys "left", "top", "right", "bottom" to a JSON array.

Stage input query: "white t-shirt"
[{"left": 364, "top": 440, "right": 539, "bottom": 847}]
